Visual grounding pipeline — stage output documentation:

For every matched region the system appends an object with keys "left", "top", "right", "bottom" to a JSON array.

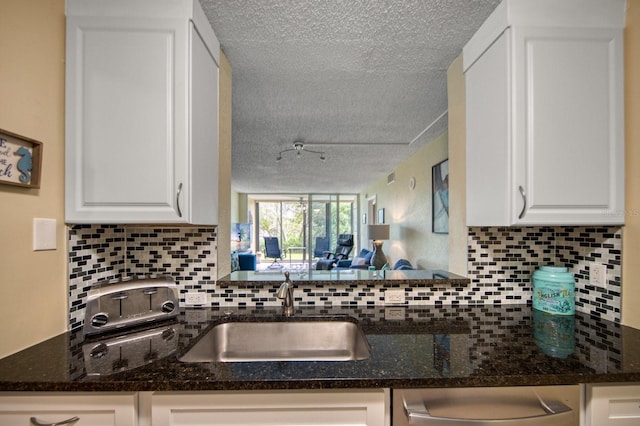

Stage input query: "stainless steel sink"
[{"left": 179, "top": 318, "right": 371, "bottom": 362}]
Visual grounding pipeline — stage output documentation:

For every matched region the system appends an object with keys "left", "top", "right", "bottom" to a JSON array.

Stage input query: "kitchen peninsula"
[{"left": 223, "top": 269, "right": 469, "bottom": 285}]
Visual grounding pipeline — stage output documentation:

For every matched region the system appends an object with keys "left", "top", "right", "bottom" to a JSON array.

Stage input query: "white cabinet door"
[
  {"left": 0, "top": 392, "right": 137, "bottom": 426},
  {"left": 464, "top": 0, "right": 624, "bottom": 226},
  {"left": 586, "top": 384, "right": 640, "bottom": 426},
  {"left": 65, "top": 0, "right": 219, "bottom": 225},
  {"left": 511, "top": 26, "right": 624, "bottom": 225},
  {"left": 150, "top": 389, "right": 389, "bottom": 426}
]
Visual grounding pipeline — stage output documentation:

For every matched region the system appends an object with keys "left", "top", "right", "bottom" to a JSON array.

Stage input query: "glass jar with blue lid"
[{"left": 532, "top": 266, "right": 575, "bottom": 315}]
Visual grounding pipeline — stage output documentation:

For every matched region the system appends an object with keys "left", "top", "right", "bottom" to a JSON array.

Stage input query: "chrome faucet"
[{"left": 277, "top": 271, "right": 294, "bottom": 316}]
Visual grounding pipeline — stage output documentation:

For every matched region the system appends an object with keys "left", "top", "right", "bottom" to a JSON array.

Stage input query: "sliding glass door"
[
  {"left": 252, "top": 194, "right": 359, "bottom": 269},
  {"left": 308, "top": 195, "right": 358, "bottom": 261}
]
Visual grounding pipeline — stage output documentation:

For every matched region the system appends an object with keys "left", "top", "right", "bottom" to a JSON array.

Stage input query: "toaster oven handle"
[
  {"left": 403, "top": 393, "right": 572, "bottom": 425},
  {"left": 30, "top": 416, "right": 80, "bottom": 426}
]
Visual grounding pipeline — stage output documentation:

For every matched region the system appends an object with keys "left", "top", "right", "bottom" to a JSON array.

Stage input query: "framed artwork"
[
  {"left": 0, "top": 128, "right": 42, "bottom": 189},
  {"left": 432, "top": 159, "right": 449, "bottom": 234},
  {"left": 377, "top": 208, "right": 385, "bottom": 224}
]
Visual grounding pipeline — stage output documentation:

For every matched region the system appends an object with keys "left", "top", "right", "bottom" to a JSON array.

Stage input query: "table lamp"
[{"left": 368, "top": 224, "right": 390, "bottom": 270}]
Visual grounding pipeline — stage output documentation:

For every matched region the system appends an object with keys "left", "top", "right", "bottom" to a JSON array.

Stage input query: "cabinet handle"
[
  {"left": 403, "top": 394, "right": 572, "bottom": 425},
  {"left": 30, "top": 417, "right": 80, "bottom": 426},
  {"left": 518, "top": 185, "right": 527, "bottom": 219},
  {"left": 176, "top": 182, "right": 183, "bottom": 218}
]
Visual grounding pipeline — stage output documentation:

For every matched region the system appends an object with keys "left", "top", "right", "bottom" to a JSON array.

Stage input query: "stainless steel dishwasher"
[{"left": 393, "top": 385, "right": 580, "bottom": 425}]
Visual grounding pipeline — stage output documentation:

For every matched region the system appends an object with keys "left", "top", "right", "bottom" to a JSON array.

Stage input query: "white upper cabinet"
[
  {"left": 65, "top": 0, "right": 220, "bottom": 224},
  {"left": 464, "top": 0, "right": 625, "bottom": 226}
]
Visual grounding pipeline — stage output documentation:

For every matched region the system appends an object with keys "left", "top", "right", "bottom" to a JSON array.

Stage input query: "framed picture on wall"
[
  {"left": 432, "top": 159, "right": 449, "bottom": 234},
  {"left": 377, "top": 208, "right": 385, "bottom": 224}
]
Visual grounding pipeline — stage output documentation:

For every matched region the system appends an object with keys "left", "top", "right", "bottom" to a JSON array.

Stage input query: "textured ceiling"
[{"left": 199, "top": 0, "right": 501, "bottom": 194}]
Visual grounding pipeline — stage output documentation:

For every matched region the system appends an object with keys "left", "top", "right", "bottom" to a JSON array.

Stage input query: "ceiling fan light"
[{"left": 277, "top": 141, "right": 325, "bottom": 162}]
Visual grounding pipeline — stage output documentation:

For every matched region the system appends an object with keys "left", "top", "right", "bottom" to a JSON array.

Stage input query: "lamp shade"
[{"left": 368, "top": 224, "right": 389, "bottom": 241}]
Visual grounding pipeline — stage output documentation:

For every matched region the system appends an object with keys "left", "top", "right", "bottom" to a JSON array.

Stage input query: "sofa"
[
  {"left": 335, "top": 249, "right": 415, "bottom": 271},
  {"left": 335, "top": 248, "right": 374, "bottom": 270}
]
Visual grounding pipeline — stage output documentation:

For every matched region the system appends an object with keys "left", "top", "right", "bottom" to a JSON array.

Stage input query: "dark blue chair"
[
  {"left": 264, "top": 237, "right": 284, "bottom": 268},
  {"left": 315, "top": 234, "right": 354, "bottom": 270},
  {"left": 313, "top": 237, "right": 330, "bottom": 258}
]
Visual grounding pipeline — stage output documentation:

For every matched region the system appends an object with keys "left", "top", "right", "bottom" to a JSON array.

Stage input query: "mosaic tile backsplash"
[
  {"left": 68, "top": 225, "right": 217, "bottom": 331},
  {"left": 68, "top": 225, "right": 622, "bottom": 331},
  {"left": 467, "top": 226, "right": 622, "bottom": 323}
]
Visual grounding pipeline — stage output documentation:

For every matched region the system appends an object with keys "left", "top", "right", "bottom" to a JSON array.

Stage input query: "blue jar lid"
[
  {"left": 540, "top": 266, "right": 568, "bottom": 273},
  {"left": 533, "top": 266, "right": 575, "bottom": 284}
]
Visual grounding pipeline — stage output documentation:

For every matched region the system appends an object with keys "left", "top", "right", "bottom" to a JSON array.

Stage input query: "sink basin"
[{"left": 179, "top": 318, "right": 371, "bottom": 362}]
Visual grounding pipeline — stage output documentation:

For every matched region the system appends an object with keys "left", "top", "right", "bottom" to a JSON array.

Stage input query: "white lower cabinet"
[
  {"left": 0, "top": 392, "right": 138, "bottom": 425},
  {"left": 586, "top": 383, "right": 640, "bottom": 426},
  {"left": 143, "top": 389, "right": 389, "bottom": 426}
]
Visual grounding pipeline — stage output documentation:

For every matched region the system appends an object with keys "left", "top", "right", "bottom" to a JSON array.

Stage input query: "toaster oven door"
[{"left": 393, "top": 385, "right": 580, "bottom": 426}]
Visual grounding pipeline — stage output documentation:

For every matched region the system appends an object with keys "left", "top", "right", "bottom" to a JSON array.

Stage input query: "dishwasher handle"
[{"left": 403, "top": 393, "right": 573, "bottom": 425}]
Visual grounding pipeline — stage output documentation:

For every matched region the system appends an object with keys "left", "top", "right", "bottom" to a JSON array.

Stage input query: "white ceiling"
[{"left": 199, "top": 0, "right": 501, "bottom": 194}]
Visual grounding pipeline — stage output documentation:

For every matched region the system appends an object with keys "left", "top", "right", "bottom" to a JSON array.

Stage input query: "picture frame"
[
  {"left": 0, "top": 128, "right": 42, "bottom": 189},
  {"left": 432, "top": 159, "right": 449, "bottom": 234},
  {"left": 377, "top": 208, "right": 385, "bottom": 224}
]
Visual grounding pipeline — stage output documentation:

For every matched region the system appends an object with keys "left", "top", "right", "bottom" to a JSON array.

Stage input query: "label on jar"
[{"left": 533, "top": 284, "right": 574, "bottom": 315}]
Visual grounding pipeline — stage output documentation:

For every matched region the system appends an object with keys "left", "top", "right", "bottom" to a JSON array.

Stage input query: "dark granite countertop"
[{"left": 1, "top": 304, "right": 639, "bottom": 392}]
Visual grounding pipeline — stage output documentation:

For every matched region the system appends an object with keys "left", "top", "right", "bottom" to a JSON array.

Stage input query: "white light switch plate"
[{"left": 33, "top": 218, "right": 57, "bottom": 251}]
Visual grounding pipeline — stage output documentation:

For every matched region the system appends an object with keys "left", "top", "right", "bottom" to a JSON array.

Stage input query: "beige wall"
[
  {"left": 217, "top": 51, "right": 232, "bottom": 278},
  {"left": 0, "top": 0, "right": 68, "bottom": 357},
  {"left": 623, "top": 0, "right": 640, "bottom": 329},
  {"left": 447, "top": 56, "right": 468, "bottom": 276},
  {"left": 360, "top": 133, "right": 449, "bottom": 270}
]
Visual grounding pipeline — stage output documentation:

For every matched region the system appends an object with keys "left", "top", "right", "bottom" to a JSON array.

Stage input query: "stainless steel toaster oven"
[{"left": 83, "top": 275, "right": 179, "bottom": 337}]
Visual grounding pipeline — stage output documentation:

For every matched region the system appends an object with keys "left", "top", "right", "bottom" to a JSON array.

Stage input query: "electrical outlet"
[
  {"left": 184, "top": 292, "right": 207, "bottom": 306},
  {"left": 590, "top": 263, "right": 607, "bottom": 287},
  {"left": 384, "top": 289, "right": 405, "bottom": 305},
  {"left": 385, "top": 307, "right": 406, "bottom": 320}
]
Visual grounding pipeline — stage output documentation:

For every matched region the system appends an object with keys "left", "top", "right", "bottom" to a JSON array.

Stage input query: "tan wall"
[
  {"left": 623, "top": 0, "right": 640, "bottom": 329},
  {"left": 0, "top": 0, "right": 68, "bottom": 357},
  {"left": 360, "top": 133, "right": 449, "bottom": 270},
  {"left": 230, "top": 190, "right": 240, "bottom": 223},
  {"left": 216, "top": 51, "right": 232, "bottom": 278},
  {"left": 447, "top": 56, "right": 468, "bottom": 276}
]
